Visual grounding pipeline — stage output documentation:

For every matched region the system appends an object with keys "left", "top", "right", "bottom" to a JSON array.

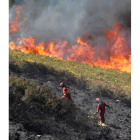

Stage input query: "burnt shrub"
[
  {"left": 9, "top": 76, "right": 99, "bottom": 135},
  {"left": 9, "top": 76, "right": 79, "bottom": 134}
]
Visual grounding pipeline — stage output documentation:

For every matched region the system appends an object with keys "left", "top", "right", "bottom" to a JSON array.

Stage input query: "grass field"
[{"left": 9, "top": 49, "right": 131, "bottom": 103}]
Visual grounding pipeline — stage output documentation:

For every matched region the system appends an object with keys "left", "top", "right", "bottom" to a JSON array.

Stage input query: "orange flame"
[
  {"left": 9, "top": 5, "right": 26, "bottom": 35},
  {"left": 9, "top": 7, "right": 131, "bottom": 73},
  {"left": 93, "top": 23, "right": 131, "bottom": 72}
]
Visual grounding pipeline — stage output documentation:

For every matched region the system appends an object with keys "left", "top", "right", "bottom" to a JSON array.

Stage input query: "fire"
[
  {"left": 9, "top": 5, "right": 26, "bottom": 35},
  {"left": 67, "top": 37, "right": 95, "bottom": 64},
  {"left": 9, "top": 7, "right": 131, "bottom": 73},
  {"left": 93, "top": 23, "right": 131, "bottom": 73}
]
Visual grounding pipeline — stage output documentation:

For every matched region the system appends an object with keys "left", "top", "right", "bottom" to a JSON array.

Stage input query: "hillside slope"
[
  {"left": 9, "top": 49, "right": 131, "bottom": 105},
  {"left": 9, "top": 69, "right": 131, "bottom": 140}
]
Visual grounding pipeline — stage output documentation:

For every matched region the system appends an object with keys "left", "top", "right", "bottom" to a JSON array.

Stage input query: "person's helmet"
[
  {"left": 60, "top": 82, "right": 64, "bottom": 87},
  {"left": 96, "top": 98, "right": 100, "bottom": 102}
]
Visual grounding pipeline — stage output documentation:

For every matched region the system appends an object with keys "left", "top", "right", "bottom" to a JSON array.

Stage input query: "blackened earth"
[{"left": 9, "top": 71, "right": 131, "bottom": 140}]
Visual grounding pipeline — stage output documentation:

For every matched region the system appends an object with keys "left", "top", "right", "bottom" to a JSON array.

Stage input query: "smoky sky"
[{"left": 9, "top": 0, "right": 131, "bottom": 47}]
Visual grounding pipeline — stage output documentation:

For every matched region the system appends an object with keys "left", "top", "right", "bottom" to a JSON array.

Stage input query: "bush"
[
  {"left": 9, "top": 76, "right": 106, "bottom": 138},
  {"left": 9, "top": 76, "right": 79, "bottom": 133}
]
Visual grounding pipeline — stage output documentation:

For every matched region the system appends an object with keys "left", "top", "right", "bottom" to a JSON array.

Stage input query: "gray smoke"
[{"left": 9, "top": 0, "right": 131, "bottom": 48}]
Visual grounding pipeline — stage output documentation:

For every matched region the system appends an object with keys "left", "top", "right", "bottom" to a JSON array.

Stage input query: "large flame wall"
[{"left": 9, "top": 4, "right": 131, "bottom": 73}]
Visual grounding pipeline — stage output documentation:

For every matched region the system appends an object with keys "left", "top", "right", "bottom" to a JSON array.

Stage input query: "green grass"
[{"left": 9, "top": 49, "right": 131, "bottom": 103}]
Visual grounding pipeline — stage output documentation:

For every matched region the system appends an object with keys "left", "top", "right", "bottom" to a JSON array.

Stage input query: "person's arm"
[
  {"left": 94, "top": 105, "right": 99, "bottom": 115},
  {"left": 105, "top": 103, "right": 110, "bottom": 109}
]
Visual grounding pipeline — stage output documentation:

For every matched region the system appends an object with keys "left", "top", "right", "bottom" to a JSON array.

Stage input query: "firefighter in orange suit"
[
  {"left": 60, "top": 82, "right": 73, "bottom": 102},
  {"left": 94, "top": 98, "right": 110, "bottom": 123}
]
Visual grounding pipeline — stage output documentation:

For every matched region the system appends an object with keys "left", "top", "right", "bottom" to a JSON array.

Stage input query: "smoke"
[
  {"left": 75, "top": 0, "right": 131, "bottom": 46},
  {"left": 9, "top": 0, "right": 131, "bottom": 47}
]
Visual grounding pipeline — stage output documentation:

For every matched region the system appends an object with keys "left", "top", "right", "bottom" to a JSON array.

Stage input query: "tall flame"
[
  {"left": 9, "top": 5, "right": 26, "bottom": 35},
  {"left": 9, "top": 6, "right": 131, "bottom": 73}
]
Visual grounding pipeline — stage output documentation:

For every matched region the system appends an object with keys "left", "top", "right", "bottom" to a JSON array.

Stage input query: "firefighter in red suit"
[
  {"left": 94, "top": 98, "right": 110, "bottom": 123},
  {"left": 60, "top": 82, "right": 73, "bottom": 102}
]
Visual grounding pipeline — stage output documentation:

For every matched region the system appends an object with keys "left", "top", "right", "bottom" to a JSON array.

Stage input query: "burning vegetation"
[
  {"left": 9, "top": 2, "right": 131, "bottom": 73},
  {"left": 9, "top": 2, "right": 131, "bottom": 139}
]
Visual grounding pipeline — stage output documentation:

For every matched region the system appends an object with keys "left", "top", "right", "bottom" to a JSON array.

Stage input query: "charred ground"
[{"left": 9, "top": 54, "right": 131, "bottom": 139}]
